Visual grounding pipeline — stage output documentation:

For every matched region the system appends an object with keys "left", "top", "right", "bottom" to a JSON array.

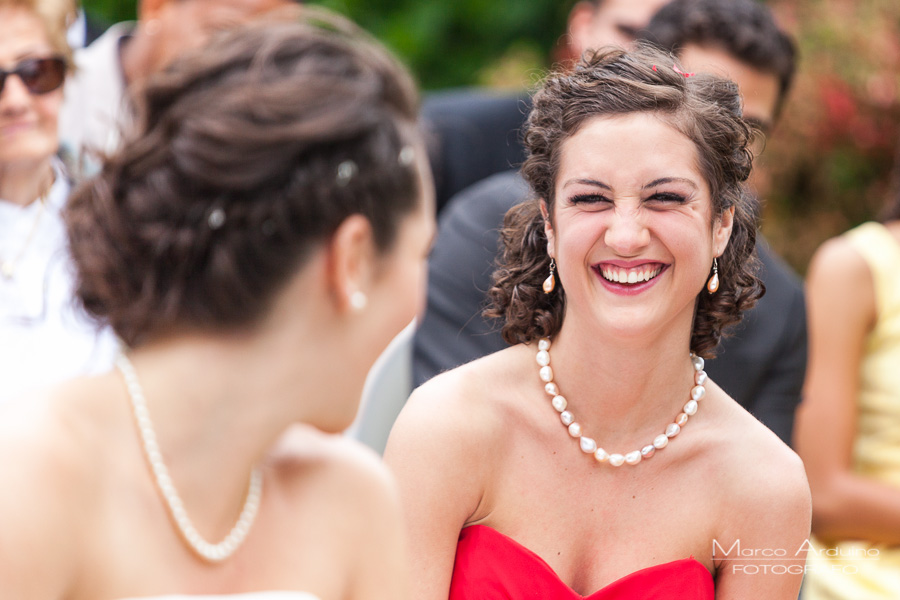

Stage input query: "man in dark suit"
[{"left": 414, "top": 0, "right": 805, "bottom": 446}]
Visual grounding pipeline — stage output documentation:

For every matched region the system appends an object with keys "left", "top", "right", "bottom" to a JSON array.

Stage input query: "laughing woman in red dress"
[{"left": 385, "top": 44, "right": 811, "bottom": 600}]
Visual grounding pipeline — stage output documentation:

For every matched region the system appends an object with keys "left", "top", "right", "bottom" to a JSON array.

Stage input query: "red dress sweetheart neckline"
[{"left": 449, "top": 524, "right": 714, "bottom": 599}]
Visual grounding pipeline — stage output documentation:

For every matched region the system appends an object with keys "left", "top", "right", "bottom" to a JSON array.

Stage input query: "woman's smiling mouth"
[
  {"left": 591, "top": 262, "right": 669, "bottom": 295},
  {"left": 596, "top": 263, "right": 665, "bottom": 284}
]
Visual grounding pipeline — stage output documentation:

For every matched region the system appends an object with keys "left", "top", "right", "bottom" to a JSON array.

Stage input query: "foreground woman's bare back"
[{"left": 0, "top": 375, "right": 405, "bottom": 600}]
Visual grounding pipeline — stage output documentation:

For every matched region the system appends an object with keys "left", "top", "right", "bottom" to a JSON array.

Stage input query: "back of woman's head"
[
  {"left": 66, "top": 8, "right": 422, "bottom": 347},
  {"left": 489, "top": 43, "right": 763, "bottom": 357}
]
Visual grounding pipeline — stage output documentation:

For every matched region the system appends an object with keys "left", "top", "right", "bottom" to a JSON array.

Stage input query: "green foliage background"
[
  {"left": 83, "top": 0, "right": 135, "bottom": 27},
  {"left": 314, "top": 0, "right": 570, "bottom": 90},
  {"left": 82, "top": 0, "right": 571, "bottom": 90}
]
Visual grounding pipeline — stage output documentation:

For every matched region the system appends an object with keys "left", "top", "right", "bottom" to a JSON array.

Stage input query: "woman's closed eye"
[
  {"left": 646, "top": 191, "right": 688, "bottom": 204},
  {"left": 568, "top": 193, "right": 612, "bottom": 206}
]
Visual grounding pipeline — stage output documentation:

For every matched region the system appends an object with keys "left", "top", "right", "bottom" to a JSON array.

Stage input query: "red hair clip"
[
  {"left": 673, "top": 64, "right": 695, "bottom": 77},
  {"left": 652, "top": 64, "right": 695, "bottom": 77}
]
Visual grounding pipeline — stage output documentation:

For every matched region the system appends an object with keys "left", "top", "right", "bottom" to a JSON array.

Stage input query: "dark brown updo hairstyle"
[
  {"left": 487, "top": 43, "right": 763, "bottom": 358},
  {"left": 65, "top": 7, "right": 422, "bottom": 347}
]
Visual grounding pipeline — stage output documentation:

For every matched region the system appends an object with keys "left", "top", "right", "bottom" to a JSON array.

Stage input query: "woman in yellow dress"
[{"left": 797, "top": 178, "right": 900, "bottom": 597}]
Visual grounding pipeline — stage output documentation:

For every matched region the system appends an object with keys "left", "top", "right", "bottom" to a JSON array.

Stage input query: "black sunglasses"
[{"left": 0, "top": 57, "right": 66, "bottom": 96}]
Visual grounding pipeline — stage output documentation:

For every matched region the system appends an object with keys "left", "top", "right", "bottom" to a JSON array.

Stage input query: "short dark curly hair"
[
  {"left": 65, "top": 8, "right": 422, "bottom": 347},
  {"left": 486, "top": 44, "right": 764, "bottom": 358},
  {"left": 640, "top": 0, "right": 796, "bottom": 120}
]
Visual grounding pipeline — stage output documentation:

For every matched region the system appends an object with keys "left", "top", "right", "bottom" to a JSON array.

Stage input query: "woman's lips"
[
  {"left": 0, "top": 120, "right": 37, "bottom": 136},
  {"left": 592, "top": 261, "right": 668, "bottom": 295}
]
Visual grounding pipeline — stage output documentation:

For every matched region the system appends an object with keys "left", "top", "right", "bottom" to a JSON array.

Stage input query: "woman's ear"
[
  {"left": 714, "top": 206, "right": 736, "bottom": 257},
  {"left": 326, "top": 214, "right": 376, "bottom": 313},
  {"left": 540, "top": 200, "right": 556, "bottom": 259}
]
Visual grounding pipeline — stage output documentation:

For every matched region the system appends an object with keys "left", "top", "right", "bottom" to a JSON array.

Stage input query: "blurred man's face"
[
  {"left": 141, "top": 0, "right": 288, "bottom": 78},
  {"left": 679, "top": 43, "right": 780, "bottom": 136},
  {"left": 678, "top": 43, "right": 781, "bottom": 194},
  {"left": 568, "top": 0, "right": 671, "bottom": 56}
]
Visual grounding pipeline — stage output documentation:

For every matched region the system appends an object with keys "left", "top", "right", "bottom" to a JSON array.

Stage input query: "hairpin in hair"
[
  {"left": 207, "top": 207, "right": 226, "bottom": 230},
  {"left": 336, "top": 160, "right": 358, "bottom": 186},
  {"left": 652, "top": 64, "right": 695, "bottom": 77}
]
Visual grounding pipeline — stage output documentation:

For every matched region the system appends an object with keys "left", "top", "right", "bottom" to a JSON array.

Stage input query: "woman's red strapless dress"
[{"left": 449, "top": 525, "right": 714, "bottom": 599}]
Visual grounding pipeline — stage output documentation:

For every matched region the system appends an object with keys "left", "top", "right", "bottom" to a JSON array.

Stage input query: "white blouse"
[{"left": 0, "top": 165, "right": 117, "bottom": 405}]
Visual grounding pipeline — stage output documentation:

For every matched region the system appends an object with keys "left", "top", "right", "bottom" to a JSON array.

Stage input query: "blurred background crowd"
[
  {"left": 2, "top": 0, "right": 900, "bottom": 597},
  {"left": 83, "top": 0, "right": 900, "bottom": 272}
]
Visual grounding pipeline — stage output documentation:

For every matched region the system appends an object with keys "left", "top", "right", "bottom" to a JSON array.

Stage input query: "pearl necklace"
[
  {"left": 116, "top": 353, "right": 263, "bottom": 562},
  {"left": 536, "top": 338, "right": 706, "bottom": 466}
]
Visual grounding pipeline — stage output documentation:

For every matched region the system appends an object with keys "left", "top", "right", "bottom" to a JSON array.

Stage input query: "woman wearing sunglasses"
[{"left": 0, "top": 0, "right": 117, "bottom": 404}]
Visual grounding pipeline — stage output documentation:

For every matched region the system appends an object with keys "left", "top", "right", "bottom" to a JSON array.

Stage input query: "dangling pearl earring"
[
  {"left": 707, "top": 258, "right": 720, "bottom": 293},
  {"left": 543, "top": 258, "right": 557, "bottom": 294}
]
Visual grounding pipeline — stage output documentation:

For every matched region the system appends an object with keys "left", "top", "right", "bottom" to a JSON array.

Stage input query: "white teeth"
[{"left": 600, "top": 266, "right": 662, "bottom": 284}]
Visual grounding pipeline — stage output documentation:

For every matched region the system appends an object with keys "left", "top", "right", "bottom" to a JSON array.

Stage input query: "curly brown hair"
[
  {"left": 487, "top": 44, "right": 764, "bottom": 358},
  {"left": 65, "top": 8, "right": 422, "bottom": 347}
]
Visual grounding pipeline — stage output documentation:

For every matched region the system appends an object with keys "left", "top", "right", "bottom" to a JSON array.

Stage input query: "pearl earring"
[
  {"left": 144, "top": 19, "right": 161, "bottom": 36},
  {"left": 707, "top": 258, "right": 719, "bottom": 293},
  {"left": 350, "top": 291, "right": 368, "bottom": 311},
  {"left": 543, "top": 258, "right": 557, "bottom": 294}
]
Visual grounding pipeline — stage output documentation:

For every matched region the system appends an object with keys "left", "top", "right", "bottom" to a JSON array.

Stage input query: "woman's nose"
[
  {"left": 603, "top": 207, "right": 651, "bottom": 256},
  {"left": 0, "top": 74, "right": 32, "bottom": 113}
]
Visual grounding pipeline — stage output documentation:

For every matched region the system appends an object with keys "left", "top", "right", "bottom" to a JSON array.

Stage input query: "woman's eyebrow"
[
  {"left": 562, "top": 178, "right": 611, "bottom": 190},
  {"left": 643, "top": 177, "right": 698, "bottom": 190}
]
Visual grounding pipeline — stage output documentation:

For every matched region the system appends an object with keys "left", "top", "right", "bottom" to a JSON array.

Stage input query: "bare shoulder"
[
  {"left": 269, "top": 425, "right": 399, "bottom": 514},
  {"left": 807, "top": 235, "right": 872, "bottom": 293},
  {"left": 266, "top": 425, "right": 407, "bottom": 595},
  {"left": 806, "top": 234, "right": 876, "bottom": 331},
  {"left": 706, "top": 393, "right": 811, "bottom": 542},
  {"left": 0, "top": 376, "right": 115, "bottom": 595},
  {"left": 714, "top": 394, "right": 808, "bottom": 501},
  {"left": 0, "top": 376, "right": 110, "bottom": 504},
  {"left": 384, "top": 344, "right": 532, "bottom": 525},
  {"left": 393, "top": 344, "right": 530, "bottom": 448},
  {"left": 385, "top": 344, "right": 532, "bottom": 482},
  {"left": 702, "top": 391, "right": 811, "bottom": 597}
]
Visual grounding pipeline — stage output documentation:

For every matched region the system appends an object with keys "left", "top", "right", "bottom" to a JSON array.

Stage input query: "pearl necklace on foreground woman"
[
  {"left": 117, "top": 353, "right": 263, "bottom": 562},
  {"left": 536, "top": 338, "right": 707, "bottom": 467}
]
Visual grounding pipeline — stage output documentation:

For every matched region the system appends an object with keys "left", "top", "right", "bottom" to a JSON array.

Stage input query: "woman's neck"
[
  {"left": 119, "top": 331, "right": 324, "bottom": 537},
  {"left": 0, "top": 160, "right": 54, "bottom": 207},
  {"left": 544, "top": 319, "right": 697, "bottom": 444}
]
